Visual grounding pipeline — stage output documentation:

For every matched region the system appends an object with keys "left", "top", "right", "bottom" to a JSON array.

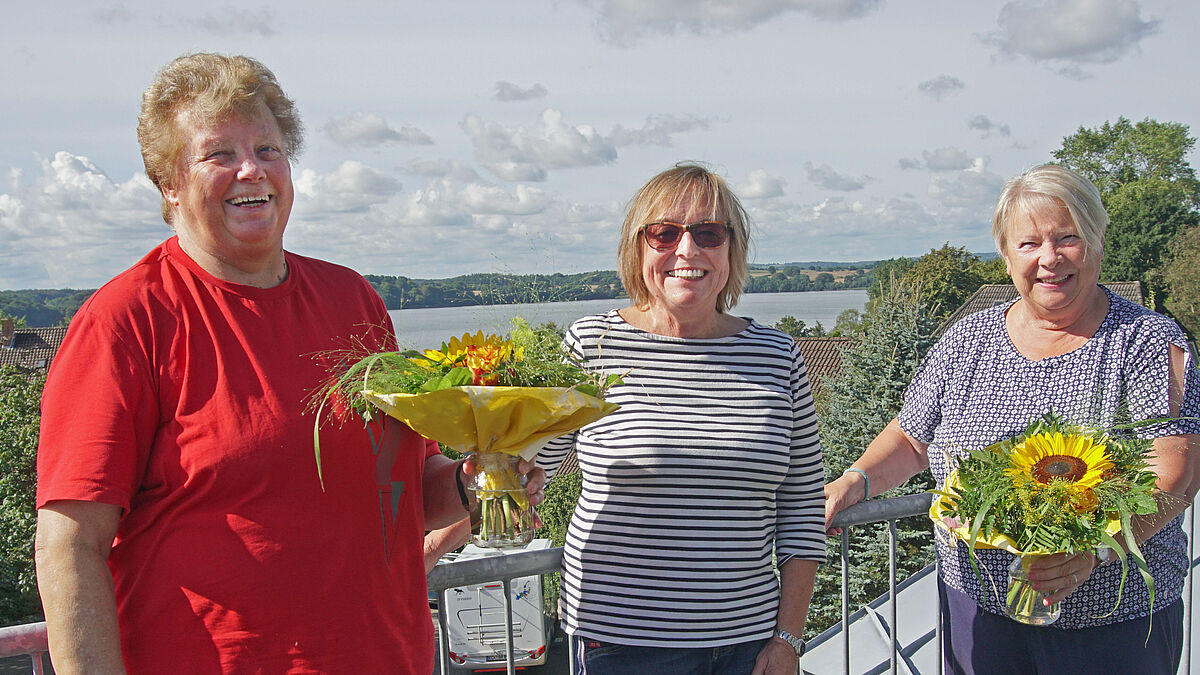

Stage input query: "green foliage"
[
  {"left": 901, "top": 244, "right": 984, "bottom": 322},
  {"left": 866, "top": 257, "right": 917, "bottom": 302},
  {"left": 974, "top": 257, "right": 1010, "bottom": 285},
  {"left": 0, "top": 367, "right": 44, "bottom": 624},
  {"left": 1100, "top": 179, "right": 1200, "bottom": 302},
  {"left": 808, "top": 282, "right": 939, "bottom": 638},
  {"left": 1163, "top": 224, "right": 1200, "bottom": 339},
  {"left": 536, "top": 470, "right": 582, "bottom": 615},
  {"left": 0, "top": 290, "right": 90, "bottom": 327},
  {"left": 1052, "top": 117, "right": 1200, "bottom": 201},
  {"left": 774, "top": 315, "right": 826, "bottom": 338},
  {"left": 1052, "top": 118, "right": 1200, "bottom": 307},
  {"left": 830, "top": 309, "right": 863, "bottom": 337}
]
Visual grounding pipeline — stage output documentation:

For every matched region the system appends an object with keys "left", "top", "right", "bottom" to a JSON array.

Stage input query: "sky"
[{"left": 1, "top": 0, "right": 1196, "bottom": 290}]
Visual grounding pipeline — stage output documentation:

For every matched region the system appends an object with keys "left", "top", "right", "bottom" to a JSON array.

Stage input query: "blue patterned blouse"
[{"left": 899, "top": 287, "right": 1200, "bottom": 628}]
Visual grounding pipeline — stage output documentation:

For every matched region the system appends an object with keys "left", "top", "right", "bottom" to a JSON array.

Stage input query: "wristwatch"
[
  {"left": 1094, "top": 547, "right": 1116, "bottom": 565},
  {"left": 774, "top": 628, "right": 806, "bottom": 657}
]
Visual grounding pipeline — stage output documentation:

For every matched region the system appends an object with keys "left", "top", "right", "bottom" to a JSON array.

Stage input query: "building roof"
[
  {"left": 0, "top": 326, "right": 69, "bottom": 374},
  {"left": 795, "top": 336, "right": 852, "bottom": 400},
  {"left": 934, "top": 281, "right": 1144, "bottom": 339}
]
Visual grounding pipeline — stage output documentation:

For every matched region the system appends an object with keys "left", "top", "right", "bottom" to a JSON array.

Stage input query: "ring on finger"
[{"left": 1071, "top": 573, "right": 1079, "bottom": 585}]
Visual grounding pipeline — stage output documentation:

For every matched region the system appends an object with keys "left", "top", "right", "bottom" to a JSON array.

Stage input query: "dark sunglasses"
[{"left": 640, "top": 221, "right": 732, "bottom": 251}]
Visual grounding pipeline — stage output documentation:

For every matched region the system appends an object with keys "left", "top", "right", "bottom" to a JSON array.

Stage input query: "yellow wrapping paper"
[
  {"left": 362, "top": 385, "right": 618, "bottom": 461},
  {"left": 929, "top": 469, "right": 1122, "bottom": 556}
]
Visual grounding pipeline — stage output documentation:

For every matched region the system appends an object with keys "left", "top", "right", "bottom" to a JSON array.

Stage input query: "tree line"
[{"left": 2, "top": 268, "right": 874, "bottom": 327}]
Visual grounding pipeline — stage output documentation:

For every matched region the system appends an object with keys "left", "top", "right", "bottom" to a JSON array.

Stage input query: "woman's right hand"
[{"left": 823, "top": 472, "right": 866, "bottom": 536}]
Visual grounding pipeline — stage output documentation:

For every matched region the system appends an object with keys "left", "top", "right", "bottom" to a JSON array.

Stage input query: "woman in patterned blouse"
[{"left": 824, "top": 164, "right": 1200, "bottom": 673}]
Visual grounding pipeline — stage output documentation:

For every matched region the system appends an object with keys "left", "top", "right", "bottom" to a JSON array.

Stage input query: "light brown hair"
[
  {"left": 616, "top": 162, "right": 751, "bottom": 313},
  {"left": 137, "top": 53, "right": 303, "bottom": 223}
]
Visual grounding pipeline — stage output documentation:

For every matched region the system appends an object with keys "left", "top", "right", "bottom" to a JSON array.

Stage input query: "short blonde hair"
[
  {"left": 617, "top": 163, "right": 751, "bottom": 313},
  {"left": 992, "top": 163, "right": 1107, "bottom": 259},
  {"left": 137, "top": 53, "right": 304, "bottom": 223}
]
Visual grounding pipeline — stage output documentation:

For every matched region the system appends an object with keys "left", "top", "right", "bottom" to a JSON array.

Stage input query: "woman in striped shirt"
[{"left": 538, "top": 163, "right": 827, "bottom": 675}]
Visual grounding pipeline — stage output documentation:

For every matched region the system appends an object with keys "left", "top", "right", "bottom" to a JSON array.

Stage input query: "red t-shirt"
[{"left": 38, "top": 237, "right": 438, "bottom": 674}]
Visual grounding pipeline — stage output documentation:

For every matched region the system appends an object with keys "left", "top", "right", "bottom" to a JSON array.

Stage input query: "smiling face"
[
  {"left": 163, "top": 101, "right": 293, "bottom": 275},
  {"left": 640, "top": 197, "right": 730, "bottom": 322},
  {"left": 1002, "top": 199, "right": 1102, "bottom": 319}
]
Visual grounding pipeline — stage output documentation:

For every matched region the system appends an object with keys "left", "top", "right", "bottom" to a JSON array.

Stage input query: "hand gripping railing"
[{"left": 828, "top": 492, "right": 935, "bottom": 675}]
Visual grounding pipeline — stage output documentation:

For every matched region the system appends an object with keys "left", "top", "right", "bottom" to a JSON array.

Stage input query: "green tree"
[
  {"left": 1052, "top": 118, "right": 1200, "bottom": 303},
  {"left": 902, "top": 243, "right": 984, "bottom": 321},
  {"left": 807, "top": 282, "right": 939, "bottom": 637},
  {"left": 867, "top": 257, "right": 917, "bottom": 304},
  {"left": 0, "top": 367, "right": 44, "bottom": 624},
  {"left": 830, "top": 309, "right": 863, "bottom": 337},
  {"left": 1052, "top": 117, "right": 1200, "bottom": 200},
  {"left": 775, "top": 316, "right": 826, "bottom": 338},
  {"left": 1100, "top": 179, "right": 1199, "bottom": 302},
  {"left": 536, "top": 470, "right": 582, "bottom": 615},
  {"left": 974, "top": 257, "right": 1010, "bottom": 285},
  {"left": 1163, "top": 224, "right": 1200, "bottom": 340}
]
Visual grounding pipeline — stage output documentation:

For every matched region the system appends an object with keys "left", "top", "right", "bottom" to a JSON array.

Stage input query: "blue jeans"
[{"left": 573, "top": 635, "right": 770, "bottom": 675}]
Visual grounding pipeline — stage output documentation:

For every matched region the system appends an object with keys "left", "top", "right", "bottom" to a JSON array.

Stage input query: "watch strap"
[{"left": 774, "top": 628, "right": 805, "bottom": 657}]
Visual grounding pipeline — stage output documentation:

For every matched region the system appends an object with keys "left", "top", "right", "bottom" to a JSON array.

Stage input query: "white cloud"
[
  {"left": 927, "top": 165, "right": 1007, "bottom": 240},
  {"left": 606, "top": 115, "right": 710, "bottom": 147},
  {"left": 294, "top": 161, "right": 402, "bottom": 214},
  {"left": 322, "top": 112, "right": 433, "bottom": 148},
  {"left": 583, "top": 0, "right": 884, "bottom": 43},
  {"left": 985, "top": 0, "right": 1158, "bottom": 64},
  {"left": 968, "top": 115, "right": 1012, "bottom": 139},
  {"left": 738, "top": 169, "right": 786, "bottom": 199},
  {"left": 186, "top": 7, "right": 277, "bottom": 36},
  {"left": 461, "top": 109, "right": 617, "bottom": 182},
  {"left": 494, "top": 81, "right": 549, "bottom": 102},
  {"left": 404, "top": 159, "right": 483, "bottom": 182},
  {"left": 923, "top": 147, "right": 975, "bottom": 172},
  {"left": 917, "top": 75, "right": 966, "bottom": 101},
  {"left": 804, "top": 162, "right": 868, "bottom": 191},
  {"left": 0, "top": 152, "right": 164, "bottom": 289}
]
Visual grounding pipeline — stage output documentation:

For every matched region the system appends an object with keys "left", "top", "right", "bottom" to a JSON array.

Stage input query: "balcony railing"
[{"left": 2, "top": 496, "right": 1195, "bottom": 675}]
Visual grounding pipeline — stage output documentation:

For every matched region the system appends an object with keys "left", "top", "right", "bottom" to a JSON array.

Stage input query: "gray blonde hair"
[
  {"left": 992, "top": 163, "right": 1107, "bottom": 259},
  {"left": 137, "top": 53, "right": 304, "bottom": 223},
  {"left": 617, "top": 163, "right": 751, "bottom": 313}
]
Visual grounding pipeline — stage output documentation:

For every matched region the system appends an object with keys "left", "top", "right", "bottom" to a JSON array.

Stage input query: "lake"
[{"left": 388, "top": 289, "right": 867, "bottom": 348}]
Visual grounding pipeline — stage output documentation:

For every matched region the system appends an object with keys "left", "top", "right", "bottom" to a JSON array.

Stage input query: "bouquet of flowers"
[
  {"left": 314, "top": 319, "right": 619, "bottom": 548},
  {"left": 929, "top": 412, "right": 1160, "bottom": 625}
]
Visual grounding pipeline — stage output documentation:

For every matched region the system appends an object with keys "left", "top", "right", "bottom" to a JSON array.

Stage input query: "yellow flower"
[
  {"left": 1007, "top": 431, "right": 1113, "bottom": 499},
  {"left": 417, "top": 331, "right": 523, "bottom": 384}
]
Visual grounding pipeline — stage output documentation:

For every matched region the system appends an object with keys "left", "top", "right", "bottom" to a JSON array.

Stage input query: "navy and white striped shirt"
[{"left": 538, "top": 311, "right": 826, "bottom": 647}]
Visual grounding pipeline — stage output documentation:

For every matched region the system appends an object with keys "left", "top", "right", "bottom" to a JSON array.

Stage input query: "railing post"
[
  {"left": 841, "top": 528, "right": 851, "bottom": 675},
  {"left": 501, "top": 578, "right": 516, "bottom": 675},
  {"left": 889, "top": 519, "right": 898, "bottom": 675}
]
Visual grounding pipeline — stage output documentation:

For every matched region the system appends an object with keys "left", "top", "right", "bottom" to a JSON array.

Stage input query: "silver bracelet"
[{"left": 843, "top": 467, "right": 869, "bottom": 502}]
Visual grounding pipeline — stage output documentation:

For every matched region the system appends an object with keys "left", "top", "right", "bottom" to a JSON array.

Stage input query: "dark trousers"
[{"left": 940, "top": 579, "right": 1183, "bottom": 674}]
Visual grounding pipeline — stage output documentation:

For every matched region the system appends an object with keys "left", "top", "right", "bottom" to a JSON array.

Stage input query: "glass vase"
[
  {"left": 1005, "top": 554, "right": 1061, "bottom": 625},
  {"left": 470, "top": 453, "right": 534, "bottom": 549}
]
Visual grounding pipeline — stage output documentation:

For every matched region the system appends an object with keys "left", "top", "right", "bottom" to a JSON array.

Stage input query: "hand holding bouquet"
[
  {"left": 315, "top": 319, "right": 619, "bottom": 547},
  {"left": 930, "top": 413, "right": 1160, "bottom": 625}
]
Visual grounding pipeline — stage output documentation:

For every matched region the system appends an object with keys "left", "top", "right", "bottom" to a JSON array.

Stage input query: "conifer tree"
[{"left": 806, "top": 282, "right": 939, "bottom": 636}]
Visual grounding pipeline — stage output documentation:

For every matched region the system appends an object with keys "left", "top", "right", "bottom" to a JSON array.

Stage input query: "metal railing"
[{"left": 3, "top": 496, "right": 1195, "bottom": 675}]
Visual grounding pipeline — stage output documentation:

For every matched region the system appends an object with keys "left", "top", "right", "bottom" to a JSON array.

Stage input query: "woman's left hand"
[
  {"left": 751, "top": 637, "right": 798, "bottom": 675},
  {"left": 1025, "top": 551, "right": 1098, "bottom": 604}
]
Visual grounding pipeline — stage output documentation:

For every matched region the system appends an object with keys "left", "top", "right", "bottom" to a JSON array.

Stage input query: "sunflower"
[{"left": 1006, "top": 431, "right": 1113, "bottom": 496}]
